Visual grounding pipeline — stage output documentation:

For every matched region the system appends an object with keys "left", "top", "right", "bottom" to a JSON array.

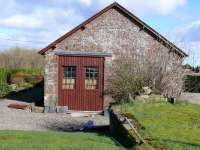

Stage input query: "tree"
[{"left": 0, "top": 47, "right": 44, "bottom": 69}]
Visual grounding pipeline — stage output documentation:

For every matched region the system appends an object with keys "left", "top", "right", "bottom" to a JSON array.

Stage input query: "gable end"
[{"left": 38, "top": 2, "right": 188, "bottom": 57}]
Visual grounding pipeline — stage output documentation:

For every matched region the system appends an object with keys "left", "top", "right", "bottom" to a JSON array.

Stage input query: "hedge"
[
  {"left": 184, "top": 75, "right": 200, "bottom": 93},
  {"left": 0, "top": 68, "right": 43, "bottom": 98},
  {"left": 0, "top": 68, "right": 12, "bottom": 97}
]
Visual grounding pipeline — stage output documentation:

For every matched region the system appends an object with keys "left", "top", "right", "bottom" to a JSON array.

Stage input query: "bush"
[
  {"left": 24, "top": 74, "right": 43, "bottom": 85},
  {"left": 10, "top": 71, "right": 43, "bottom": 88},
  {"left": 18, "top": 82, "right": 33, "bottom": 89},
  {"left": 0, "top": 68, "right": 12, "bottom": 84},
  {"left": 10, "top": 72, "right": 25, "bottom": 85},
  {"left": 0, "top": 68, "right": 43, "bottom": 95},
  {"left": 11, "top": 68, "right": 43, "bottom": 75},
  {"left": 0, "top": 82, "right": 11, "bottom": 97},
  {"left": 105, "top": 42, "right": 184, "bottom": 102}
]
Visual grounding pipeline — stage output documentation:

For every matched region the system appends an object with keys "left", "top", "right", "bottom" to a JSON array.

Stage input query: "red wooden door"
[{"left": 58, "top": 56, "right": 104, "bottom": 111}]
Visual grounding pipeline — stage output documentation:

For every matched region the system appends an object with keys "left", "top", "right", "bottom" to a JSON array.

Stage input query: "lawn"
[
  {"left": 0, "top": 130, "right": 120, "bottom": 150},
  {"left": 121, "top": 101, "right": 200, "bottom": 150}
]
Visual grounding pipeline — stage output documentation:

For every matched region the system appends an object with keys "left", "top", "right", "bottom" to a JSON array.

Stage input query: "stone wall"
[
  {"left": 109, "top": 110, "right": 136, "bottom": 148},
  {"left": 56, "top": 8, "right": 160, "bottom": 55},
  {"left": 44, "top": 8, "right": 184, "bottom": 107},
  {"left": 44, "top": 52, "right": 58, "bottom": 107},
  {"left": 55, "top": 8, "right": 183, "bottom": 59}
]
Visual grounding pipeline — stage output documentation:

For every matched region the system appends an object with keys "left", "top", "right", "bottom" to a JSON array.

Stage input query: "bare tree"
[{"left": 0, "top": 47, "right": 44, "bottom": 69}]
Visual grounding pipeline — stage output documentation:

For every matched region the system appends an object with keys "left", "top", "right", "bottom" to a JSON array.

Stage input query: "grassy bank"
[
  {"left": 0, "top": 130, "right": 120, "bottom": 150},
  {"left": 121, "top": 101, "right": 200, "bottom": 150}
]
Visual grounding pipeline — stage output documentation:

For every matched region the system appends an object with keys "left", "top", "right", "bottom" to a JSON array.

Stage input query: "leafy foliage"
[
  {"left": 0, "top": 82, "right": 12, "bottom": 97},
  {"left": 0, "top": 68, "right": 12, "bottom": 84},
  {"left": 0, "top": 68, "right": 12, "bottom": 97},
  {"left": 0, "top": 68, "right": 43, "bottom": 97},
  {"left": 184, "top": 75, "right": 200, "bottom": 93},
  {"left": 183, "top": 64, "right": 200, "bottom": 73}
]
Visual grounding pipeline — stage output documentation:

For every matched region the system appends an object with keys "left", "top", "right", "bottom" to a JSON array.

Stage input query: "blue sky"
[{"left": 0, "top": 0, "right": 199, "bottom": 65}]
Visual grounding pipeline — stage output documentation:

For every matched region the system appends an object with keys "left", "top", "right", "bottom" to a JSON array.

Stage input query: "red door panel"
[{"left": 58, "top": 56, "right": 104, "bottom": 111}]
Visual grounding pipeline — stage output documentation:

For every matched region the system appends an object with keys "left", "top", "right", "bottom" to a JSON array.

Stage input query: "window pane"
[
  {"left": 62, "top": 66, "right": 76, "bottom": 89},
  {"left": 85, "top": 67, "right": 99, "bottom": 89}
]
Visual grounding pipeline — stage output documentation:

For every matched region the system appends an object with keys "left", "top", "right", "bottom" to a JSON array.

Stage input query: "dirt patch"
[{"left": 0, "top": 99, "right": 109, "bottom": 131}]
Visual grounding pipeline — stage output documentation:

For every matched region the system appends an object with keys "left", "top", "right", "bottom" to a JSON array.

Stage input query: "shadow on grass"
[
  {"left": 5, "top": 81, "right": 44, "bottom": 106},
  {"left": 44, "top": 120, "right": 132, "bottom": 149},
  {"left": 162, "top": 139, "right": 200, "bottom": 148},
  {"left": 149, "top": 138, "right": 200, "bottom": 149}
]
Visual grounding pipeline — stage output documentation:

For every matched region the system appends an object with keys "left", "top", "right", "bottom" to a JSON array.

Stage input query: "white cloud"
[
  {"left": 79, "top": 0, "right": 92, "bottom": 6},
  {"left": 3, "top": 14, "right": 42, "bottom": 28},
  {"left": 155, "top": 0, "right": 186, "bottom": 15},
  {"left": 0, "top": 0, "right": 189, "bottom": 51},
  {"left": 168, "top": 20, "right": 200, "bottom": 65},
  {"left": 0, "top": 1, "right": 84, "bottom": 49},
  {"left": 97, "top": 0, "right": 187, "bottom": 16},
  {"left": 0, "top": 7, "right": 83, "bottom": 30},
  {"left": 171, "top": 20, "right": 200, "bottom": 43},
  {"left": 183, "top": 41, "right": 200, "bottom": 66},
  {"left": 49, "top": 0, "right": 187, "bottom": 16}
]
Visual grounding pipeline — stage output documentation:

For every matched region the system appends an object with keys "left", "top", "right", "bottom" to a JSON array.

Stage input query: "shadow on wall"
[{"left": 6, "top": 81, "right": 44, "bottom": 106}]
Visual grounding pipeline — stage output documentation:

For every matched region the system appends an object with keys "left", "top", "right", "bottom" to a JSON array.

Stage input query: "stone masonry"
[
  {"left": 44, "top": 8, "right": 184, "bottom": 107},
  {"left": 44, "top": 52, "right": 58, "bottom": 107}
]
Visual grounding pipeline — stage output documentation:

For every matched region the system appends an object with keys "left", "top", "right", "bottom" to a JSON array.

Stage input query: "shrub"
[
  {"left": 24, "top": 74, "right": 43, "bottom": 85},
  {"left": 18, "top": 82, "right": 33, "bottom": 89},
  {"left": 0, "top": 68, "right": 11, "bottom": 84},
  {"left": 10, "top": 69, "right": 43, "bottom": 86},
  {"left": 0, "top": 82, "right": 11, "bottom": 97},
  {"left": 106, "top": 42, "right": 184, "bottom": 102},
  {"left": 184, "top": 75, "right": 200, "bottom": 93},
  {"left": 11, "top": 68, "right": 43, "bottom": 75},
  {"left": 0, "top": 67, "right": 43, "bottom": 97},
  {"left": 10, "top": 72, "right": 26, "bottom": 85}
]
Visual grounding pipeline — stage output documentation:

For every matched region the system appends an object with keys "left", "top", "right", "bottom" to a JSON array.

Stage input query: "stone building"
[{"left": 39, "top": 2, "right": 187, "bottom": 111}]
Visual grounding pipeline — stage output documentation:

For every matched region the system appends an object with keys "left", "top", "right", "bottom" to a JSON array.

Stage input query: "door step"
[{"left": 67, "top": 110, "right": 103, "bottom": 117}]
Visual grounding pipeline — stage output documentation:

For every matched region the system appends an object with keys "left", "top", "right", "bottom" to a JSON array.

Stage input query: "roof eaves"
[{"left": 53, "top": 49, "right": 112, "bottom": 57}]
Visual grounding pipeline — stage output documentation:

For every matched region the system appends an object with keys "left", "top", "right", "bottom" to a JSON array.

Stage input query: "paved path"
[
  {"left": 0, "top": 99, "right": 109, "bottom": 131},
  {"left": 179, "top": 92, "right": 200, "bottom": 105}
]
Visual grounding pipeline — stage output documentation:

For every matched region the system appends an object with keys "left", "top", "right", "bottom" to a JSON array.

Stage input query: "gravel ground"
[{"left": 0, "top": 99, "right": 109, "bottom": 131}]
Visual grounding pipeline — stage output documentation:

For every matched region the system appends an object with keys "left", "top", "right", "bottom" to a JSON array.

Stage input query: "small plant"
[
  {"left": 0, "top": 82, "right": 12, "bottom": 97},
  {"left": 10, "top": 72, "right": 25, "bottom": 85},
  {"left": 0, "top": 68, "right": 11, "bottom": 84},
  {"left": 18, "top": 82, "right": 33, "bottom": 89}
]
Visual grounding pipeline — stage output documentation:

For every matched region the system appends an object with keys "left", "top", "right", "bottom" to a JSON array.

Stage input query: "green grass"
[
  {"left": 0, "top": 130, "right": 120, "bottom": 150},
  {"left": 121, "top": 101, "right": 200, "bottom": 150}
]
